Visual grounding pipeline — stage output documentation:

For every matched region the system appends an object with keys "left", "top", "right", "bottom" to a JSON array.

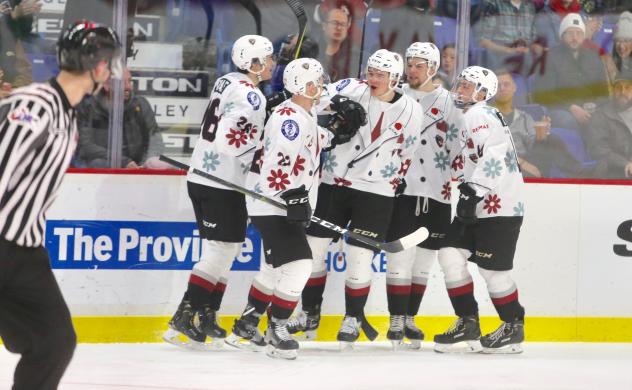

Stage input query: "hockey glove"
[
  {"left": 456, "top": 183, "right": 483, "bottom": 225},
  {"left": 280, "top": 185, "right": 312, "bottom": 227},
  {"left": 326, "top": 95, "right": 367, "bottom": 146},
  {"left": 265, "top": 89, "right": 291, "bottom": 120},
  {"left": 394, "top": 178, "right": 407, "bottom": 197}
]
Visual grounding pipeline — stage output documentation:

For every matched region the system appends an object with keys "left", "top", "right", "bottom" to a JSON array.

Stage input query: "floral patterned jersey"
[
  {"left": 456, "top": 101, "right": 525, "bottom": 218},
  {"left": 188, "top": 72, "right": 266, "bottom": 189}
]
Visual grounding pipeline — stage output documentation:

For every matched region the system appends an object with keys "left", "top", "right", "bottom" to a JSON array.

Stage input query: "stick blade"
[{"left": 381, "top": 227, "right": 429, "bottom": 253}]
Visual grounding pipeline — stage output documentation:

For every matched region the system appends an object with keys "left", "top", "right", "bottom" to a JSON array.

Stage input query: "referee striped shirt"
[{"left": 0, "top": 78, "right": 78, "bottom": 248}]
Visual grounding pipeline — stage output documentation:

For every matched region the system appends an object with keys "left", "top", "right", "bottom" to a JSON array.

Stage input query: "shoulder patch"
[
  {"left": 247, "top": 91, "right": 261, "bottom": 110},
  {"left": 336, "top": 78, "right": 351, "bottom": 92},
  {"left": 8, "top": 107, "right": 39, "bottom": 125},
  {"left": 281, "top": 119, "right": 300, "bottom": 141},
  {"left": 213, "top": 78, "right": 231, "bottom": 94}
]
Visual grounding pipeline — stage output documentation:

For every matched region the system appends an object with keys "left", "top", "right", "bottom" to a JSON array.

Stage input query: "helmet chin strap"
[{"left": 250, "top": 60, "right": 266, "bottom": 82}]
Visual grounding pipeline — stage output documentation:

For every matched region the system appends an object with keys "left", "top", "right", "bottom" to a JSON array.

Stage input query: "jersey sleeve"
[
  {"left": 257, "top": 112, "right": 306, "bottom": 197},
  {"left": 204, "top": 80, "right": 264, "bottom": 157}
]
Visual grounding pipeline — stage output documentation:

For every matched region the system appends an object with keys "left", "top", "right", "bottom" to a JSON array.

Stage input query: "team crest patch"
[
  {"left": 8, "top": 108, "right": 38, "bottom": 125},
  {"left": 281, "top": 119, "right": 300, "bottom": 140},
  {"left": 336, "top": 78, "right": 351, "bottom": 91},
  {"left": 247, "top": 91, "right": 261, "bottom": 110}
]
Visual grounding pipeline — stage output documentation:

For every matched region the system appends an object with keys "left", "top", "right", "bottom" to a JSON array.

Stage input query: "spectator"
[
  {"left": 76, "top": 67, "right": 167, "bottom": 169},
  {"left": 613, "top": 11, "right": 632, "bottom": 75},
  {"left": 535, "top": 0, "right": 583, "bottom": 49},
  {"left": 0, "top": 0, "right": 40, "bottom": 88},
  {"left": 317, "top": 4, "right": 357, "bottom": 81},
  {"left": 493, "top": 69, "right": 584, "bottom": 177},
  {"left": 533, "top": 13, "right": 609, "bottom": 130},
  {"left": 376, "top": 1, "right": 434, "bottom": 55},
  {"left": 586, "top": 70, "right": 632, "bottom": 178},
  {"left": 477, "top": 0, "right": 544, "bottom": 75},
  {"left": 437, "top": 43, "right": 456, "bottom": 88}
]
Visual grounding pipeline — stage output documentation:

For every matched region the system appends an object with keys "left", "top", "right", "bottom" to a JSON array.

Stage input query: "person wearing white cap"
[
  {"left": 614, "top": 11, "right": 632, "bottom": 75},
  {"left": 533, "top": 13, "right": 609, "bottom": 130}
]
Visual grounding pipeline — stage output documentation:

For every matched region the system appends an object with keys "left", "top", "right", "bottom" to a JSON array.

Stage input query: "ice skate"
[
  {"left": 480, "top": 320, "right": 524, "bottom": 354},
  {"left": 386, "top": 315, "right": 405, "bottom": 350},
  {"left": 163, "top": 300, "right": 216, "bottom": 351},
  {"left": 225, "top": 306, "right": 266, "bottom": 352},
  {"left": 337, "top": 315, "right": 361, "bottom": 351},
  {"left": 265, "top": 318, "right": 299, "bottom": 360},
  {"left": 404, "top": 315, "right": 425, "bottom": 349},
  {"left": 197, "top": 305, "right": 226, "bottom": 349},
  {"left": 286, "top": 306, "right": 320, "bottom": 340},
  {"left": 433, "top": 315, "right": 482, "bottom": 353}
]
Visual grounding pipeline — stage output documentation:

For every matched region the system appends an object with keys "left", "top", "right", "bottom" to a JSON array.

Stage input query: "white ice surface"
[{"left": 1, "top": 342, "right": 632, "bottom": 390}]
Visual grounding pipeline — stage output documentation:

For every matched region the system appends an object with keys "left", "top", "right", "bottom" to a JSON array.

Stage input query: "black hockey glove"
[
  {"left": 456, "top": 183, "right": 483, "bottom": 225},
  {"left": 326, "top": 95, "right": 367, "bottom": 146},
  {"left": 394, "top": 178, "right": 407, "bottom": 197},
  {"left": 265, "top": 89, "right": 291, "bottom": 120},
  {"left": 280, "top": 185, "right": 312, "bottom": 227}
]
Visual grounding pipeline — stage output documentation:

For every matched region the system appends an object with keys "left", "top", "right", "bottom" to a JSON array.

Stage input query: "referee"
[{"left": 0, "top": 21, "right": 121, "bottom": 389}]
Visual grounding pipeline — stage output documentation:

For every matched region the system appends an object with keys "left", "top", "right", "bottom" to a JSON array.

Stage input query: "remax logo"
[{"left": 45, "top": 220, "right": 260, "bottom": 271}]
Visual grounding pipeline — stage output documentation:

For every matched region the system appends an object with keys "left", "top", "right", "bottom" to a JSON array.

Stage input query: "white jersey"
[
  {"left": 456, "top": 102, "right": 524, "bottom": 218},
  {"left": 319, "top": 78, "right": 423, "bottom": 197},
  {"left": 246, "top": 100, "right": 332, "bottom": 217},
  {"left": 188, "top": 72, "right": 266, "bottom": 189},
  {"left": 402, "top": 84, "right": 464, "bottom": 204}
]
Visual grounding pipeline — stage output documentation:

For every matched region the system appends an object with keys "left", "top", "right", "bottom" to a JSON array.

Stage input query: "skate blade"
[
  {"left": 404, "top": 339, "right": 422, "bottom": 350},
  {"left": 162, "top": 329, "right": 223, "bottom": 351},
  {"left": 389, "top": 339, "right": 403, "bottom": 351},
  {"left": 481, "top": 343, "right": 523, "bottom": 354},
  {"left": 434, "top": 339, "right": 482, "bottom": 354},
  {"left": 339, "top": 341, "right": 355, "bottom": 352},
  {"left": 265, "top": 345, "right": 297, "bottom": 360},
  {"left": 224, "top": 333, "right": 265, "bottom": 352}
]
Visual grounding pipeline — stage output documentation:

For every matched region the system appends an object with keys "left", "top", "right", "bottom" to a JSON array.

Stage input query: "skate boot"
[
  {"left": 480, "top": 320, "right": 524, "bottom": 354},
  {"left": 386, "top": 315, "right": 405, "bottom": 350},
  {"left": 265, "top": 318, "right": 300, "bottom": 360},
  {"left": 404, "top": 315, "right": 425, "bottom": 349},
  {"left": 433, "top": 315, "right": 482, "bottom": 353},
  {"left": 197, "top": 305, "right": 227, "bottom": 349},
  {"left": 163, "top": 300, "right": 207, "bottom": 350},
  {"left": 225, "top": 305, "right": 267, "bottom": 352},
  {"left": 337, "top": 315, "right": 361, "bottom": 351},
  {"left": 286, "top": 305, "right": 321, "bottom": 340}
]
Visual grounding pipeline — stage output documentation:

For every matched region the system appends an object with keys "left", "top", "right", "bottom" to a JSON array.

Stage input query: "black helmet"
[{"left": 57, "top": 20, "right": 122, "bottom": 75}]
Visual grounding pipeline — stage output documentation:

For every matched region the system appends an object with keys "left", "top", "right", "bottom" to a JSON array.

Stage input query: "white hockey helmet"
[
  {"left": 231, "top": 34, "right": 274, "bottom": 71},
  {"left": 453, "top": 65, "right": 498, "bottom": 105},
  {"left": 405, "top": 42, "right": 440, "bottom": 70},
  {"left": 283, "top": 58, "right": 325, "bottom": 99},
  {"left": 366, "top": 49, "right": 404, "bottom": 86}
]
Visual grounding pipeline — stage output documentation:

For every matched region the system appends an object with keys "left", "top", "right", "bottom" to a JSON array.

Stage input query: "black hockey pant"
[{"left": 0, "top": 238, "right": 76, "bottom": 390}]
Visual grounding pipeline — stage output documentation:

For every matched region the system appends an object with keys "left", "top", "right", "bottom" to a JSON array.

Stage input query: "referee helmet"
[{"left": 57, "top": 20, "right": 122, "bottom": 79}]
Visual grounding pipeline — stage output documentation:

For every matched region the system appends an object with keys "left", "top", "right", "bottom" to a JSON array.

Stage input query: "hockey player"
[
  {"left": 225, "top": 58, "right": 364, "bottom": 359},
  {"left": 164, "top": 34, "right": 275, "bottom": 349},
  {"left": 384, "top": 42, "right": 465, "bottom": 349},
  {"left": 0, "top": 20, "right": 121, "bottom": 389},
  {"left": 288, "top": 49, "right": 425, "bottom": 348},
  {"left": 433, "top": 66, "right": 526, "bottom": 354}
]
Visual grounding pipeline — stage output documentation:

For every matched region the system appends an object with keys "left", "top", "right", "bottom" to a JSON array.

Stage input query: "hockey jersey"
[
  {"left": 246, "top": 100, "right": 332, "bottom": 217},
  {"left": 402, "top": 84, "right": 465, "bottom": 204},
  {"left": 319, "top": 78, "right": 423, "bottom": 197},
  {"left": 188, "top": 72, "right": 266, "bottom": 189},
  {"left": 456, "top": 102, "right": 525, "bottom": 218}
]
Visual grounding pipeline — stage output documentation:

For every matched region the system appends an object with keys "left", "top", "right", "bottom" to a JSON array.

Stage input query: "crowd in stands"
[{"left": 1, "top": 0, "right": 632, "bottom": 178}]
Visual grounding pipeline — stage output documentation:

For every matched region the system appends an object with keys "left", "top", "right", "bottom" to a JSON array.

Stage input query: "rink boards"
[{"left": 42, "top": 173, "right": 632, "bottom": 342}]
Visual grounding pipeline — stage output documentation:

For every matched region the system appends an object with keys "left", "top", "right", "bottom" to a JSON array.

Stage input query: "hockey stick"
[
  {"left": 159, "top": 155, "right": 428, "bottom": 253},
  {"left": 357, "top": 1, "right": 374, "bottom": 78},
  {"left": 284, "top": 0, "right": 308, "bottom": 59},
  {"left": 237, "top": 0, "right": 262, "bottom": 35}
]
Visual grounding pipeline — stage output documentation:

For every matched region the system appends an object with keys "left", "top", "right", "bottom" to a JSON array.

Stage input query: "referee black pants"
[{"left": 0, "top": 239, "right": 76, "bottom": 390}]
